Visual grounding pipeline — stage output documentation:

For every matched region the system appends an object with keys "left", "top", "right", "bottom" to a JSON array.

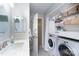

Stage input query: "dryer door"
[
  {"left": 58, "top": 44, "right": 75, "bottom": 56},
  {"left": 48, "top": 38, "right": 55, "bottom": 49},
  {"left": 48, "top": 39, "right": 53, "bottom": 47}
]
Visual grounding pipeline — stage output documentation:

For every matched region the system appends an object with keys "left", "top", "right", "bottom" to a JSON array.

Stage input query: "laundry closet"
[
  {"left": 30, "top": 3, "right": 79, "bottom": 56},
  {"left": 45, "top": 3, "right": 79, "bottom": 56}
]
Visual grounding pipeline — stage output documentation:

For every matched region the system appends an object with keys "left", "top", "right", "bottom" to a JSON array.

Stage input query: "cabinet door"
[
  {"left": 76, "top": 5, "right": 79, "bottom": 12},
  {"left": 68, "top": 7, "right": 77, "bottom": 15}
]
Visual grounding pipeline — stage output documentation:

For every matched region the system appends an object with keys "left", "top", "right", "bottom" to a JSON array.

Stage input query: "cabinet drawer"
[{"left": 68, "top": 7, "right": 77, "bottom": 15}]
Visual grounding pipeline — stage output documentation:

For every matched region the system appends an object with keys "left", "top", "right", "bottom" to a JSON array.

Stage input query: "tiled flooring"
[
  {"left": 38, "top": 48, "right": 51, "bottom": 56},
  {"left": 30, "top": 48, "right": 51, "bottom": 56}
]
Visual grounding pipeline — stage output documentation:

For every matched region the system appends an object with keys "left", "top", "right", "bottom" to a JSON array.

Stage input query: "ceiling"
[
  {"left": 30, "top": 3, "right": 78, "bottom": 17},
  {"left": 30, "top": 3, "right": 55, "bottom": 16}
]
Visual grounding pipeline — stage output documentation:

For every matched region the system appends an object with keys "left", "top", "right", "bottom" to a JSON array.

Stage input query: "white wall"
[
  {"left": 11, "top": 3, "right": 30, "bottom": 56},
  {"left": 0, "top": 4, "right": 11, "bottom": 39},
  {"left": 11, "top": 3, "right": 30, "bottom": 38}
]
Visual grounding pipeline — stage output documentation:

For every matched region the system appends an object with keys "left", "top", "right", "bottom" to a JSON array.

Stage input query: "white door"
[{"left": 32, "top": 13, "right": 38, "bottom": 56}]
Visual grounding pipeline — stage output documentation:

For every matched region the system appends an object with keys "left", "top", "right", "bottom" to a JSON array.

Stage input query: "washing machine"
[
  {"left": 57, "top": 36, "right": 79, "bottom": 56},
  {"left": 47, "top": 33, "right": 58, "bottom": 56}
]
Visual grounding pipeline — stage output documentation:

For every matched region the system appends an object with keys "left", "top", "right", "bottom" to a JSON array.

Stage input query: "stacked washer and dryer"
[{"left": 45, "top": 17, "right": 58, "bottom": 56}]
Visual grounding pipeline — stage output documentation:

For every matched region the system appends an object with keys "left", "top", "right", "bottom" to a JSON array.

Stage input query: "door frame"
[
  {"left": 38, "top": 17, "right": 44, "bottom": 48},
  {"left": 32, "top": 13, "right": 38, "bottom": 56}
]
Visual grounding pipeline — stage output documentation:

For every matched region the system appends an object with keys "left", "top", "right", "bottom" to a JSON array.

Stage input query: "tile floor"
[
  {"left": 38, "top": 48, "right": 51, "bottom": 56},
  {"left": 30, "top": 48, "right": 51, "bottom": 56}
]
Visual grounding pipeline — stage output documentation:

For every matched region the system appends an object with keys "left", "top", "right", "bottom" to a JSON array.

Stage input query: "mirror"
[{"left": 14, "top": 16, "right": 26, "bottom": 32}]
